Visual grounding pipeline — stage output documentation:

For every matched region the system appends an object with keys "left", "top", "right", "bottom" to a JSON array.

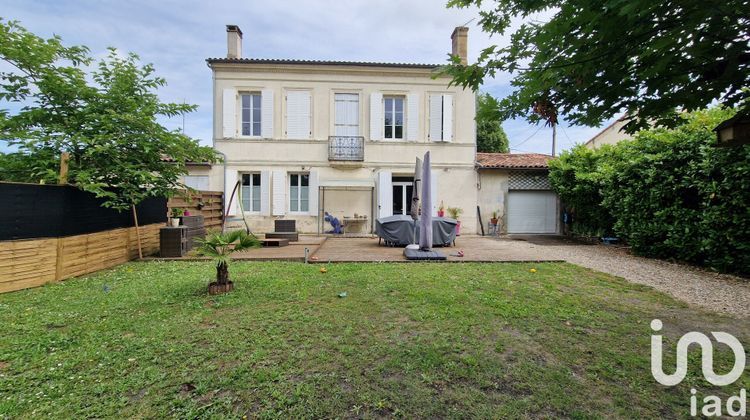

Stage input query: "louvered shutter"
[
  {"left": 261, "top": 89, "right": 274, "bottom": 139},
  {"left": 272, "top": 170, "right": 286, "bottom": 216},
  {"left": 428, "top": 94, "right": 443, "bottom": 141},
  {"left": 286, "top": 91, "right": 311, "bottom": 139},
  {"left": 308, "top": 170, "right": 319, "bottom": 217},
  {"left": 224, "top": 170, "right": 238, "bottom": 216},
  {"left": 442, "top": 94, "right": 453, "bottom": 142},
  {"left": 406, "top": 93, "right": 419, "bottom": 141},
  {"left": 222, "top": 88, "right": 236, "bottom": 138},
  {"left": 369, "top": 92, "right": 383, "bottom": 141},
  {"left": 260, "top": 170, "right": 270, "bottom": 216},
  {"left": 377, "top": 171, "right": 393, "bottom": 218}
]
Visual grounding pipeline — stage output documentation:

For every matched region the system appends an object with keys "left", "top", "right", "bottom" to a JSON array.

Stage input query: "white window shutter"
[
  {"left": 224, "top": 170, "right": 238, "bottom": 216},
  {"left": 406, "top": 93, "right": 419, "bottom": 141},
  {"left": 369, "top": 92, "right": 383, "bottom": 141},
  {"left": 428, "top": 94, "right": 443, "bottom": 141},
  {"left": 308, "top": 170, "right": 319, "bottom": 217},
  {"left": 260, "top": 170, "right": 270, "bottom": 216},
  {"left": 442, "top": 94, "right": 453, "bottom": 142},
  {"left": 377, "top": 170, "right": 392, "bottom": 218},
  {"left": 272, "top": 170, "right": 286, "bottom": 216},
  {"left": 430, "top": 169, "right": 439, "bottom": 216},
  {"left": 222, "top": 88, "right": 236, "bottom": 138},
  {"left": 261, "top": 89, "right": 274, "bottom": 139},
  {"left": 286, "top": 91, "right": 311, "bottom": 139}
]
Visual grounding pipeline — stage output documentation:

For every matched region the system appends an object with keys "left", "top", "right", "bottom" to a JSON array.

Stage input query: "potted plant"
[
  {"left": 196, "top": 230, "right": 260, "bottom": 295},
  {"left": 447, "top": 207, "right": 463, "bottom": 236},
  {"left": 490, "top": 210, "right": 499, "bottom": 226},
  {"left": 437, "top": 201, "right": 445, "bottom": 217},
  {"left": 170, "top": 207, "right": 184, "bottom": 227}
]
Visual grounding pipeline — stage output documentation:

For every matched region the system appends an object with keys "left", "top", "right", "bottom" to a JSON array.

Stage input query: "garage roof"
[{"left": 476, "top": 153, "right": 552, "bottom": 169}]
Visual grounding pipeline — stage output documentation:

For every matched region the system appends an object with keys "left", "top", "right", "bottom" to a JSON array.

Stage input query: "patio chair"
[{"left": 265, "top": 219, "right": 299, "bottom": 242}]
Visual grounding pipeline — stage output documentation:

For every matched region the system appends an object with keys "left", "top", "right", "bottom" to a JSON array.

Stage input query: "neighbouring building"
[
  {"left": 584, "top": 116, "right": 633, "bottom": 149},
  {"left": 476, "top": 153, "right": 559, "bottom": 234},
  {"left": 202, "top": 25, "right": 478, "bottom": 234}
]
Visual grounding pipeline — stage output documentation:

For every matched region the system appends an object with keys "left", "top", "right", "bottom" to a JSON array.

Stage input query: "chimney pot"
[
  {"left": 451, "top": 26, "right": 469, "bottom": 65},
  {"left": 226, "top": 25, "right": 243, "bottom": 59}
]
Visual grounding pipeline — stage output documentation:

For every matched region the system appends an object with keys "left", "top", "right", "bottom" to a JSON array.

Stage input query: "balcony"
[{"left": 328, "top": 136, "right": 364, "bottom": 162}]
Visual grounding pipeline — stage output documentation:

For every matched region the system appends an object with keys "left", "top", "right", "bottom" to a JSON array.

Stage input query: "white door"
[
  {"left": 334, "top": 93, "right": 359, "bottom": 136},
  {"left": 507, "top": 191, "right": 558, "bottom": 234}
]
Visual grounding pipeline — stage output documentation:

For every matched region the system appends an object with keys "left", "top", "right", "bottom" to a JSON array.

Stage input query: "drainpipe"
[{"left": 217, "top": 150, "right": 228, "bottom": 232}]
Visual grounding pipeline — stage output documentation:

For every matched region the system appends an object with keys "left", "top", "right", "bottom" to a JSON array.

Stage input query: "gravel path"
[{"left": 506, "top": 236, "right": 750, "bottom": 318}]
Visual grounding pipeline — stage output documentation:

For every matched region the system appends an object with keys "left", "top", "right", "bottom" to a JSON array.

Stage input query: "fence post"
[
  {"left": 132, "top": 205, "right": 143, "bottom": 259},
  {"left": 55, "top": 238, "right": 63, "bottom": 281}
]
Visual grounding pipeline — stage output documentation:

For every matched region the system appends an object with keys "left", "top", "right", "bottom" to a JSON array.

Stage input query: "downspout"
[{"left": 217, "top": 150, "right": 228, "bottom": 232}]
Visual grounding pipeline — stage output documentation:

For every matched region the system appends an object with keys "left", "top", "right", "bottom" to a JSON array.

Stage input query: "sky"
[{"left": 2, "top": 0, "right": 613, "bottom": 154}]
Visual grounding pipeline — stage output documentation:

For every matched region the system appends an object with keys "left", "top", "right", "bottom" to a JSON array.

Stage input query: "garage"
[{"left": 507, "top": 190, "right": 558, "bottom": 234}]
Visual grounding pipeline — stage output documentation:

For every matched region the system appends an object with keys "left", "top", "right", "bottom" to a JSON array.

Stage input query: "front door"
[{"left": 392, "top": 177, "right": 414, "bottom": 215}]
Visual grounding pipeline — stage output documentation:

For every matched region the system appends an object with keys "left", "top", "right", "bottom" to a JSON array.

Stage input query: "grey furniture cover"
[{"left": 376, "top": 215, "right": 457, "bottom": 246}]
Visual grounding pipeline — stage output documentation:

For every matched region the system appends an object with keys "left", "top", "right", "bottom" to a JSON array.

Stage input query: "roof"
[
  {"left": 476, "top": 153, "right": 553, "bottom": 169},
  {"left": 714, "top": 110, "right": 750, "bottom": 131},
  {"left": 205, "top": 57, "right": 441, "bottom": 69},
  {"left": 584, "top": 115, "right": 630, "bottom": 146}
]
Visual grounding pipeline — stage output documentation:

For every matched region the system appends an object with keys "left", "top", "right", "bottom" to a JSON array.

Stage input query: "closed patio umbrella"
[{"left": 418, "top": 151, "right": 432, "bottom": 251}]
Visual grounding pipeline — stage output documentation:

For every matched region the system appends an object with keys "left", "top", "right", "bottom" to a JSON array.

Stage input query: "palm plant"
[{"left": 196, "top": 230, "right": 260, "bottom": 290}]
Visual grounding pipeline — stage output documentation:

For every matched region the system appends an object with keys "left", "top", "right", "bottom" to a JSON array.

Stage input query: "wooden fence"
[
  {"left": 0, "top": 223, "right": 161, "bottom": 294},
  {"left": 167, "top": 190, "right": 223, "bottom": 230}
]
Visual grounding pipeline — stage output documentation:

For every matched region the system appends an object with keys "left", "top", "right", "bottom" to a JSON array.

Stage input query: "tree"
[
  {"left": 476, "top": 93, "right": 509, "bottom": 152},
  {"left": 0, "top": 19, "right": 217, "bottom": 210},
  {"left": 443, "top": 0, "right": 750, "bottom": 133},
  {"left": 196, "top": 230, "right": 261, "bottom": 293}
]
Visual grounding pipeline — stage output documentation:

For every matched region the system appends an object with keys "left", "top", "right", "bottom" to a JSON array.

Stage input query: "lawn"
[{"left": 0, "top": 261, "right": 747, "bottom": 418}]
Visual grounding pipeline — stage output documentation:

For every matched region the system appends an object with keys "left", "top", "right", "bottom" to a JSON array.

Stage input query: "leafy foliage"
[
  {"left": 0, "top": 19, "right": 217, "bottom": 210},
  {"left": 549, "top": 108, "right": 750, "bottom": 274},
  {"left": 548, "top": 144, "right": 614, "bottom": 237},
  {"left": 444, "top": 0, "right": 750, "bottom": 133},
  {"left": 476, "top": 93, "right": 509, "bottom": 152},
  {"left": 196, "top": 230, "right": 260, "bottom": 284}
]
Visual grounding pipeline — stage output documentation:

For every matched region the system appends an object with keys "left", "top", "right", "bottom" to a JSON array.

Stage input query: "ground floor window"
[
  {"left": 392, "top": 176, "right": 414, "bottom": 215},
  {"left": 289, "top": 173, "right": 309, "bottom": 212},
  {"left": 241, "top": 173, "right": 261, "bottom": 212}
]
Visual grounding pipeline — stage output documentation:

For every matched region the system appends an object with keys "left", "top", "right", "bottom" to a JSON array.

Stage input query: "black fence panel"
[{"left": 0, "top": 182, "right": 166, "bottom": 240}]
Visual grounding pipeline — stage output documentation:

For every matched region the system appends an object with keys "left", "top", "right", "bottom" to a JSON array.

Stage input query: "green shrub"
[{"left": 550, "top": 107, "right": 750, "bottom": 275}]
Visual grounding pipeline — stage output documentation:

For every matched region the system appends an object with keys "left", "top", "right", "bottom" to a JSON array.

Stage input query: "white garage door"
[{"left": 507, "top": 191, "right": 558, "bottom": 234}]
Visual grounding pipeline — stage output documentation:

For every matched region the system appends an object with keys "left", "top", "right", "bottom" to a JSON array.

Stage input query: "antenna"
[{"left": 461, "top": 18, "right": 476, "bottom": 27}]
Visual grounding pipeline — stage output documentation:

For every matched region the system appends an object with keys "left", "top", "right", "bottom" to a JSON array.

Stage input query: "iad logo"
[{"left": 650, "top": 319, "right": 748, "bottom": 417}]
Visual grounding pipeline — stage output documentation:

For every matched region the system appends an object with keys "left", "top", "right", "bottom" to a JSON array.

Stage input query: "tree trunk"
[{"left": 216, "top": 261, "right": 229, "bottom": 285}]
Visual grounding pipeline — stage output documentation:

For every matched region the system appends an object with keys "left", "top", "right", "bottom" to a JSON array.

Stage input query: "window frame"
[
  {"left": 240, "top": 172, "right": 262, "bottom": 213},
  {"left": 240, "top": 92, "right": 262, "bottom": 138},
  {"left": 383, "top": 95, "right": 405, "bottom": 140},
  {"left": 288, "top": 173, "right": 310, "bottom": 214}
]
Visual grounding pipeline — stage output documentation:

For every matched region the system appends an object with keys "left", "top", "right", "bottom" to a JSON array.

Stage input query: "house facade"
[
  {"left": 202, "top": 25, "right": 478, "bottom": 234},
  {"left": 584, "top": 116, "right": 633, "bottom": 149}
]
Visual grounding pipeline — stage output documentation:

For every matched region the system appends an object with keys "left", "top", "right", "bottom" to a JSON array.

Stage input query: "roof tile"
[{"left": 476, "top": 153, "right": 553, "bottom": 169}]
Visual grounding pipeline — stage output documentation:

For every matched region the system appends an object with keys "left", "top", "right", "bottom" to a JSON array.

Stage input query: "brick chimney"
[
  {"left": 451, "top": 26, "right": 469, "bottom": 65},
  {"left": 226, "top": 25, "right": 243, "bottom": 59}
]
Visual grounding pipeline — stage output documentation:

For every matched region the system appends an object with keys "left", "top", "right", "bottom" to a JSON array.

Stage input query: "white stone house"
[{"left": 198, "top": 25, "right": 478, "bottom": 234}]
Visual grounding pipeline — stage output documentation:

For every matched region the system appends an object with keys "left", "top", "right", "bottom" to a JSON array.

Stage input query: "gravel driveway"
[{"left": 504, "top": 236, "right": 750, "bottom": 318}]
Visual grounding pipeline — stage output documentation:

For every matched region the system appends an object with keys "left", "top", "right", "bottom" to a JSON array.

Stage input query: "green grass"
[{"left": 0, "top": 262, "right": 747, "bottom": 418}]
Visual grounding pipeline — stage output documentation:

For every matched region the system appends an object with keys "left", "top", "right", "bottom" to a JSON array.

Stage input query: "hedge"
[{"left": 550, "top": 108, "right": 749, "bottom": 275}]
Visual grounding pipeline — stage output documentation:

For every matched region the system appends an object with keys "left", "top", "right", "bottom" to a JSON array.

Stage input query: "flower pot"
[
  {"left": 455, "top": 220, "right": 461, "bottom": 236},
  {"left": 490, "top": 218, "right": 498, "bottom": 225},
  {"left": 437, "top": 210, "right": 445, "bottom": 217},
  {"left": 208, "top": 281, "right": 234, "bottom": 295},
  {"left": 170, "top": 218, "right": 180, "bottom": 227}
]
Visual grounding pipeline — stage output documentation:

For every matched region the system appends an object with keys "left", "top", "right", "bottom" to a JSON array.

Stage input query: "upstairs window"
[
  {"left": 384, "top": 96, "right": 404, "bottom": 140},
  {"left": 241, "top": 93, "right": 261, "bottom": 136}
]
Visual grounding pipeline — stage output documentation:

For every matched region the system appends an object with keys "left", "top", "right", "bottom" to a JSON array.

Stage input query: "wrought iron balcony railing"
[{"left": 328, "top": 136, "right": 364, "bottom": 161}]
